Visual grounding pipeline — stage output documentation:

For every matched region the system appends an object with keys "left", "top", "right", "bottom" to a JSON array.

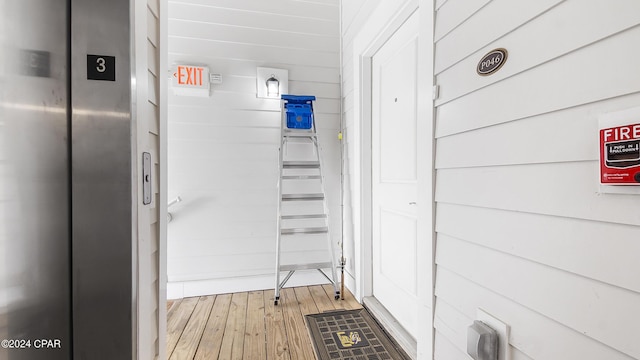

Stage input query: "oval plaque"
[{"left": 477, "top": 48, "right": 508, "bottom": 76}]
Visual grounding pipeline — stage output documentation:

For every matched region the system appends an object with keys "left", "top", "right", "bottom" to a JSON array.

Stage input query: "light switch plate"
[{"left": 477, "top": 309, "right": 510, "bottom": 360}]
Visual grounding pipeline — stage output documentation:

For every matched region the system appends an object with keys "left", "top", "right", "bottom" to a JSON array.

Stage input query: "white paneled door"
[{"left": 371, "top": 12, "right": 419, "bottom": 338}]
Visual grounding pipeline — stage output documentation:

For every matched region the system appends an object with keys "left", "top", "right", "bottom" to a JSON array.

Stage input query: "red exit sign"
[{"left": 172, "top": 64, "right": 210, "bottom": 96}]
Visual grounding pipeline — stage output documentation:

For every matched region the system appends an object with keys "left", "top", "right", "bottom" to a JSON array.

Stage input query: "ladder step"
[
  {"left": 281, "top": 214, "right": 327, "bottom": 220},
  {"left": 281, "top": 227, "right": 329, "bottom": 235},
  {"left": 282, "top": 193, "right": 324, "bottom": 201},
  {"left": 283, "top": 132, "right": 316, "bottom": 138},
  {"left": 283, "top": 161, "right": 320, "bottom": 169},
  {"left": 279, "top": 262, "right": 333, "bottom": 271},
  {"left": 283, "top": 128, "right": 315, "bottom": 134},
  {"left": 281, "top": 175, "right": 322, "bottom": 180}
]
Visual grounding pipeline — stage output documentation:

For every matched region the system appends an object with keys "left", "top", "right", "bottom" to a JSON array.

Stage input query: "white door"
[{"left": 372, "top": 12, "right": 419, "bottom": 338}]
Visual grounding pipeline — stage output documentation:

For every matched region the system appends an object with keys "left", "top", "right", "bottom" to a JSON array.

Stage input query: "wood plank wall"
[
  {"left": 167, "top": 0, "right": 342, "bottom": 297},
  {"left": 433, "top": 1, "right": 640, "bottom": 359}
]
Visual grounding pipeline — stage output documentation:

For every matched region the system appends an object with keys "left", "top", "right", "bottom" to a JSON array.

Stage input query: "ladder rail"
[
  {"left": 312, "top": 132, "right": 340, "bottom": 299},
  {"left": 274, "top": 101, "right": 286, "bottom": 304}
]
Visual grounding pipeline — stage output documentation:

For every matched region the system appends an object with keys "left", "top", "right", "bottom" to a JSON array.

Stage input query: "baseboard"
[
  {"left": 363, "top": 296, "right": 417, "bottom": 360},
  {"left": 167, "top": 269, "right": 335, "bottom": 299}
]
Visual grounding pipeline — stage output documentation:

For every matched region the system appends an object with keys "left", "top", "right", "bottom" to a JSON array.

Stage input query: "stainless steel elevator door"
[{"left": 0, "top": 1, "right": 72, "bottom": 359}]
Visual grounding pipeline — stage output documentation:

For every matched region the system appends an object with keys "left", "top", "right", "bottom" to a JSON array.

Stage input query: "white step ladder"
[{"left": 274, "top": 95, "right": 340, "bottom": 305}]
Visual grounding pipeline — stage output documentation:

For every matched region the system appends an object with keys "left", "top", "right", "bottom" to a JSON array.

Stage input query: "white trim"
[
  {"left": 364, "top": 296, "right": 418, "bottom": 360},
  {"left": 358, "top": 54, "right": 373, "bottom": 300},
  {"left": 158, "top": 0, "right": 169, "bottom": 359},
  {"left": 416, "top": 1, "right": 436, "bottom": 359}
]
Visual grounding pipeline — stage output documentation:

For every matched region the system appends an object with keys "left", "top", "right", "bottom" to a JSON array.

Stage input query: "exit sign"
[{"left": 172, "top": 64, "right": 210, "bottom": 97}]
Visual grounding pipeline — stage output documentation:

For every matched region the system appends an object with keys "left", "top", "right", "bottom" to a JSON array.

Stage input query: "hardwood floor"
[{"left": 166, "top": 285, "right": 362, "bottom": 360}]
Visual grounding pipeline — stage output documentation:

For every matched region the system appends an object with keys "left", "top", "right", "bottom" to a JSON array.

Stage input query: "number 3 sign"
[{"left": 87, "top": 54, "right": 116, "bottom": 81}]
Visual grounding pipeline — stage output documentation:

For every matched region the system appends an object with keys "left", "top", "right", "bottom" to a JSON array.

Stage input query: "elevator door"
[
  {"left": 1, "top": 1, "right": 137, "bottom": 359},
  {"left": 1, "top": 1, "right": 71, "bottom": 359}
]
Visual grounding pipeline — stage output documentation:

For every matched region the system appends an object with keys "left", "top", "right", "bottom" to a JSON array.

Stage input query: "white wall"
[
  {"left": 433, "top": 1, "right": 640, "bottom": 359},
  {"left": 167, "top": 0, "right": 341, "bottom": 298}
]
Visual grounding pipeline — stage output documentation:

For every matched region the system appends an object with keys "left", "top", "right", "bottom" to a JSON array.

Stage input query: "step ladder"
[{"left": 274, "top": 95, "right": 340, "bottom": 305}]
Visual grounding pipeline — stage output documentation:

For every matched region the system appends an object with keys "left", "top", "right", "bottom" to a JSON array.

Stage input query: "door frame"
[{"left": 351, "top": 0, "right": 435, "bottom": 358}]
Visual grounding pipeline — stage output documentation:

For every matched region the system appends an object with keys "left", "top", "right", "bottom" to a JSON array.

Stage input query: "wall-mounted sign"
[
  {"left": 172, "top": 64, "right": 210, "bottom": 97},
  {"left": 599, "top": 107, "right": 640, "bottom": 185},
  {"left": 87, "top": 54, "right": 116, "bottom": 81},
  {"left": 477, "top": 48, "right": 507, "bottom": 76},
  {"left": 20, "top": 49, "right": 50, "bottom": 78}
]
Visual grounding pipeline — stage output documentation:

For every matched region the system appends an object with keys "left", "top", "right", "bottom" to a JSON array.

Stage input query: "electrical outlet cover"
[{"left": 477, "top": 308, "right": 510, "bottom": 360}]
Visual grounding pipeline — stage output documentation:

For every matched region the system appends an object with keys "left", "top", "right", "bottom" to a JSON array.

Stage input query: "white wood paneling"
[
  {"left": 341, "top": 0, "right": 365, "bottom": 35},
  {"left": 436, "top": 268, "right": 636, "bottom": 360},
  {"left": 168, "top": 58, "right": 340, "bottom": 83},
  {"left": 435, "top": 92, "right": 640, "bottom": 169},
  {"left": 168, "top": 0, "right": 341, "bottom": 294},
  {"left": 436, "top": 24, "right": 640, "bottom": 138},
  {"left": 169, "top": 0, "right": 338, "bottom": 21},
  {"left": 341, "top": 0, "right": 382, "bottom": 47},
  {"left": 434, "top": 330, "right": 470, "bottom": 360},
  {"left": 147, "top": 41, "right": 158, "bottom": 76},
  {"left": 433, "top": 0, "right": 490, "bottom": 41},
  {"left": 168, "top": 270, "right": 334, "bottom": 299},
  {"left": 435, "top": 162, "right": 640, "bottom": 226},
  {"left": 437, "top": 234, "right": 640, "bottom": 358},
  {"left": 169, "top": 92, "right": 339, "bottom": 113},
  {"left": 149, "top": 0, "right": 159, "bottom": 16},
  {"left": 436, "top": 203, "right": 640, "bottom": 293},
  {"left": 434, "top": 0, "right": 562, "bottom": 74},
  {"left": 434, "top": 0, "right": 448, "bottom": 10},
  {"left": 169, "top": 37, "right": 338, "bottom": 67},
  {"left": 169, "top": 20, "right": 338, "bottom": 52},
  {"left": 436, "top": 0, "right": 640, "bottom": 106},
  {"left": 434, "top": 298, "right": 535, "bottom": 360},
  {"left": 339, "top": 0, "right": 357, "bottom": 286},
  {"left": 169, "top": 2, "right": 338, "bottom": 36},
  {"left": 433, "top": 2, "right": 640, "bottom": 359}
]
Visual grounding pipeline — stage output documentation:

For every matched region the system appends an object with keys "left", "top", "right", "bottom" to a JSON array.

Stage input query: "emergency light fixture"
[
  {"left": 266, "top": 75, "right": 280, "bottom": 98},
  {"left": 256, "top": 67, "right": 288, "bottom": 99}
]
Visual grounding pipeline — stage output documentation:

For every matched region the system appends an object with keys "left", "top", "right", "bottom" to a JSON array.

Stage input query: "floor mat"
[{"left": 305, "top": 308, "right": 410, "bottom": 360}]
